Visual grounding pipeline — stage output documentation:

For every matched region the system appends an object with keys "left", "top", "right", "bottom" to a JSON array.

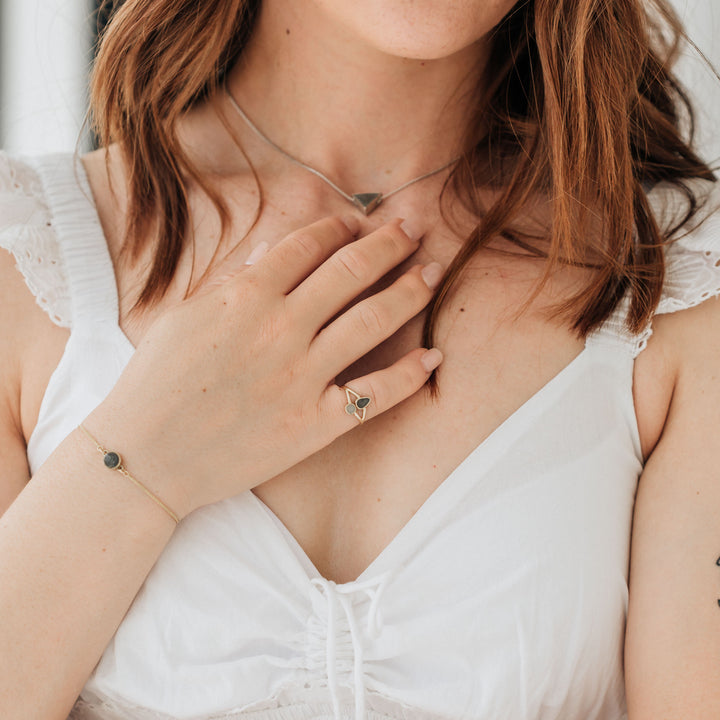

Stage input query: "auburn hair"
[{"left": 90, "top": 0, "right": 716, "bottom": 352}]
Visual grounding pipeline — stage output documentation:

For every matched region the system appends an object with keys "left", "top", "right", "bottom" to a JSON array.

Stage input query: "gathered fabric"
[
  {"left": 1, "top": 151, "right": 719, "bottom": 720},
  {"left": 310, "top": 573, "right": 392, "bottom": 720}
]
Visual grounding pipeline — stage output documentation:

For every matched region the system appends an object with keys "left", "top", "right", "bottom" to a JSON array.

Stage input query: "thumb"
[{"left": 197, "top": 241, "right": 270, "bottom": 294}]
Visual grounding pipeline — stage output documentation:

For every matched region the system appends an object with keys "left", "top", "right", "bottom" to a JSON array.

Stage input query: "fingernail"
[
  {"left": 421, "top": 348, "right": 443, "bottom": 373},
  {"left": 341, "top": 215, "right": 361, "bottom": 236},
  {"left": 400, "top": 219, "right": 423, "bottom": 243},
  {"left": 245, "top": 241, "right": 269, "bottom": 265},
  {"left": 421, "top": 262, "right": 444, "bottom": 289}
]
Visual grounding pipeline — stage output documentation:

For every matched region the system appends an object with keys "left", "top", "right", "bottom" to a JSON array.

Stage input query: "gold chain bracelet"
[{"left": 78, "top": 424, "right": 180, "bottom": 525}]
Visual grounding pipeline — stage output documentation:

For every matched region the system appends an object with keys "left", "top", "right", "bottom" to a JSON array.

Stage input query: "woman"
[{"left": 0, "top": 0, "right": 718, "bottom": 718}]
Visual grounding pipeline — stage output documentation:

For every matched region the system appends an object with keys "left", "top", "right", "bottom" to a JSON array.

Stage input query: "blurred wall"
[
  {"left": 0, "top": 0, "right": 94, "bottom": 154},
  {"left": 671, "top": 0, "right": 720, "bottom": 166},
  {"left": 0, "top": 0, "right": 718, "bottom": 160}
]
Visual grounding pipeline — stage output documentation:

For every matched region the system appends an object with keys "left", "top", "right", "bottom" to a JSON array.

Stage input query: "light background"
[{"left": 0, "top": 0, "right": 718, "bottom": 162}]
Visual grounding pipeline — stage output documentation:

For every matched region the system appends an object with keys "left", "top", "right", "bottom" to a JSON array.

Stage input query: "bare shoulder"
[
  {"left": 644, "top": 293, "right": 720, "bottom": 485},
  {"left": 638, "top": 293, "right": 720, "bottom": 447},
  {"left": 0, "top": 246, "right": 64, "bottom": 512},
  {"left": 654, "top": 289, "right": 720, "bottom": 359},
  {"left": 0, "top": 152, "right": 72, "bottom": 512}
]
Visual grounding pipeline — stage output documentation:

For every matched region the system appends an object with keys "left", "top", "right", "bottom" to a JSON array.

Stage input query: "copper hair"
[{"left": 90, "top": 0, "right": 716, "bottom": 354}]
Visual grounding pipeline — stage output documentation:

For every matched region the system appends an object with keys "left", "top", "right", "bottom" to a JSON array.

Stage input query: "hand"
[{"left": 86, "top": 216, "right": 443, "bottom": 519}]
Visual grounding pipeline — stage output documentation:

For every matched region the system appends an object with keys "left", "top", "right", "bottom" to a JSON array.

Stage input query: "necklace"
[{"left": 225, "top": 87, "right": 460, "bottom": 215}]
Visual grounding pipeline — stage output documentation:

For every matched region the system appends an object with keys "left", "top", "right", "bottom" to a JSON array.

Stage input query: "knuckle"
[
  {"left": 355, "top": 301, "right": 386, "bottom": 335},
  {"left": 288, "top": 230, "right": 324, "bottom": 262},
  {"left": 398, "top": 272, "right": 430, "bottom": 305},
  {"left": 384, "top": 223, "right": 413, "bottom": 256},
  {"left": 399, "top": 363, "right": 421, "bottom": 392},
  {"left": 361, "top": 377, "right": 382, "bottom": 411},
  {"left": 328, "top": 215, "right": 351, "bottom": 237},
  {"left": 334, "top": 246, "right": 371, "bottom": 282},
  {"left": 320, "top": 388, "right": 352, "bottom": 439}
]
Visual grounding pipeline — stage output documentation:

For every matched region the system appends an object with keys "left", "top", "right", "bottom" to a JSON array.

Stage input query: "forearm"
[{"left": 0, "top": 426, "right": 176, "bottom": 720}]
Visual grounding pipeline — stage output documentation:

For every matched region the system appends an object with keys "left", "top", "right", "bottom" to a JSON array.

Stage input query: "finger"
[
  {"left": 310, "top": 263, "right": 443, "bottom": 377},
  {"left": 288, "top": 219, "right": 422, "bottom": 331},
  {"left": 318, "top": 347, "right": 443, "bottom": 433},
  {"left": 244, "top": 241, "right": 270, "bottom": 266},
  {"left": 193, "top": 242, "right": 270, "bottom": 296},
  {"left": 250, "top": 215, "right": 360, "bottom": 294}
]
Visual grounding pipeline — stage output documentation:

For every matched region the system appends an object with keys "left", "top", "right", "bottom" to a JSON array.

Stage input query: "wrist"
[{"left": 81, "top": 404, "right": 196, "bottom": 522}]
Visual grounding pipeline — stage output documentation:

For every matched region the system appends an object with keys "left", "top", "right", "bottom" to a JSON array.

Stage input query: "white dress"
[{"left": 1, "top": 151, "right": 719, "bottom": 720}]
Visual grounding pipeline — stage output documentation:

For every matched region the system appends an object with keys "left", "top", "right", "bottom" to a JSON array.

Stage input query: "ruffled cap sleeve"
[
  {"left": 0, "top": 151, "right": 72, "bottom": 328},
  {"left": 652, "top": 180, "right": 720, "bottom": 316}
]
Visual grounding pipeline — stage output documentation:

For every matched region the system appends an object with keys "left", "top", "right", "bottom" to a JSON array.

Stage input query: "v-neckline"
[
  {"left": 71, "top": 154, "right": 593, "bottom": 589},
  {"left": 251, "top": 347, "right": 590, "bottom": 587}
]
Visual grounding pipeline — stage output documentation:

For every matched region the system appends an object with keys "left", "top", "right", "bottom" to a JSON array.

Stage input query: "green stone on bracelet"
[{"left": 103, "top": 451, "right": 122, "bottom": 470}]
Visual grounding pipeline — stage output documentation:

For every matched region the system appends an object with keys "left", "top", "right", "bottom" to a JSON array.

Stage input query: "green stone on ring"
[
  {"left": 355, "top": 397, "right": 371, "bottom": 409},
  {"left": 345, "top": 403, "right": 357, "bottom": 415}
]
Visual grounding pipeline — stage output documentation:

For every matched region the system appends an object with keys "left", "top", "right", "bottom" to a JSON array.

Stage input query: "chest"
[
  {"left": 80, "top": 343, "right": 639, "bottom": 719},
  {"left": 20, "top": 177, "right": 663, "bottom": 586},
  {"left": 250, "top": 258, "right": 587, "bottom": 583}
]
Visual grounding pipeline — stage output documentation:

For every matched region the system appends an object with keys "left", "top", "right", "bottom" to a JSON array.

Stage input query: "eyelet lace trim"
[
  {"left": 68, "top": 690, "right": 439, "bottom": 720},
  {"left": 0, "top": 152, "right": 71, "bottom": 328},
  {"left": 650, "top": 179, "right": 720, "bottom": 318},
  {"left": 587, "top": 181, "right": 720, "bottom": 357},
  {"left": 0, "top": 149, "right": 44, "bottom": 199},
  {"left": 657, "top": 238, "right": 720, "bottom": 315}
]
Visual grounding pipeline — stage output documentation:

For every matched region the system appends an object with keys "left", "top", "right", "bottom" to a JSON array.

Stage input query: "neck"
[{"left": 225, "top": 0, "right": 487, "bottom": 195}]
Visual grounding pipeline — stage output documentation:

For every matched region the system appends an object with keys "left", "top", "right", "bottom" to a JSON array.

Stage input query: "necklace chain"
[{"left": 225, "top": 85, "right": 460, "bottom": 215}]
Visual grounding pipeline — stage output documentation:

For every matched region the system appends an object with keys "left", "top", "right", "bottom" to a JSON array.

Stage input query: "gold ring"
[{"left": 341, "top": 385, "right": 371, "bottom": 424}]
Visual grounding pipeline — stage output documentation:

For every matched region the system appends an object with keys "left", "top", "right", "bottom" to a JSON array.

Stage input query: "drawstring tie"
[{"left": 310, "top": 573, "right": 390, "bottom": 720}]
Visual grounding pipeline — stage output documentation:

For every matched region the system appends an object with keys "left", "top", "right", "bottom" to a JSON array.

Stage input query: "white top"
[{"left": 1, "top": 151, "right": 719, "bottom": 720}]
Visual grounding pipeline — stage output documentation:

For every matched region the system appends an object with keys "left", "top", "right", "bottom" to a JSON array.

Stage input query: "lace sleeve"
[
  {"left": 579, "top": 181, "right": 720, "bottom": 358},
  {"left": 0, "top": 151, "right": 72, "bottom": 328},
  {"left": 652, "top": 180, "right": 720, "bottom": 316}
]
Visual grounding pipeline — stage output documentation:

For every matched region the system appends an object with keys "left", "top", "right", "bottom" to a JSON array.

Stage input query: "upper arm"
[
  {"left": 0, "top": 407, "right": 30, "bottom": 517},
  {"left": 0, "top": 247, "right": 33, "bottom": 515},
  {"left": 0, "top": 153, "right": 74, "bottom": 515},
  {"left": 625, "top": 297, "right": 720, "bottom": 719}
]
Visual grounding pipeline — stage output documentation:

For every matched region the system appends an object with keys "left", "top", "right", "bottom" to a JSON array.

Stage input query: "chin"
[{"left": 317, "top": 0, "right": 517, "bottom": 61}]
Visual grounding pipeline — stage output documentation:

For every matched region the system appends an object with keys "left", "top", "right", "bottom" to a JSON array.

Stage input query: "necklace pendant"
[{"left": 351, "top": 193, "right": 383, "bottom": 215}]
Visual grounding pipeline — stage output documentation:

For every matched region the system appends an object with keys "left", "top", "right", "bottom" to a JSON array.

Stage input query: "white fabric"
[
  {"left": 0, "top": 151, "right": 71, "bottom": 327},
  {"left": 1, "top": 151, "right": 719, "bottom": 720}
]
